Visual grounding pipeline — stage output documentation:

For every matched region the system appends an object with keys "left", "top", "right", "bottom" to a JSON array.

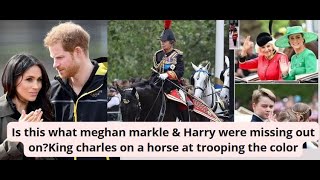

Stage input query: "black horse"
[{"left": 119, "top": 79, "right": 213, "bottom": 122}]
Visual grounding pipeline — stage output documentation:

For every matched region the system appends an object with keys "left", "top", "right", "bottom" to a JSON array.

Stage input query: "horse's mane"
[
  {"left": 130, "top": 78, "right": 149, "bottom": 88},
  {"left": 125, "top": 78, "right": 155, "bottom": 93},
  {"left": 129, "top": 77, "right": 145, "bottom": 83}
]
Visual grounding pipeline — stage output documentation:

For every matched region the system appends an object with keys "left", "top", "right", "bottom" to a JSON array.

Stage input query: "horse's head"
[
  {"left": 118, "top": 87, "right": 141, "bottom": 122},
  {"left": 191, "top": 62, "right": 211, "bottom": 98},
  {"left": 220, "top": 56, "right": 230, "bottom": 104}
]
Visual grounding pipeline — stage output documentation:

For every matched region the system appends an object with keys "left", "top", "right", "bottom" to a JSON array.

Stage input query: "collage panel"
[
  {"left": 234, "top": 83, "right": 318, "bottom": 149},
  {"left": 107, "top": 20, "right": 233, "bottom": 122},
  {"left": 235, "top": 84, "right": 318, "bottom": 123},
  {"left": 228, "top": 20, "right": 240, "bottom": 50},
  {"left": 234, "top": 20, "right": 318, "bottom": 83},
  {"left": 0, "top": 20, "right": 108, "bottom": 94},
  {"left": 233, "top": 20, "right": 319, "bottom": 150},
  {"left": 0, "top": 20, "right": 108, "bottom": 125},
  {"left": 0, "top": 20, "right": 113, "bottom": 160}
]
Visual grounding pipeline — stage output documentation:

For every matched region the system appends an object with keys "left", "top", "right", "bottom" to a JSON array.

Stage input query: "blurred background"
[
  {"left": 238, "top": 20, "right": 317, "bottom": 48},
  {"left": 0, "top": 20, "right": 108, "bottom": 95}
]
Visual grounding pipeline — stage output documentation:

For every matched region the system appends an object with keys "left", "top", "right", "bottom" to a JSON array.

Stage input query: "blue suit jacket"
[{"left": 251, "top": 114, "right": 264, "bottom": 122}]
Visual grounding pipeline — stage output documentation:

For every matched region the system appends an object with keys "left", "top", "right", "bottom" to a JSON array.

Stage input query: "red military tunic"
[{"left": 239, "top": 52, "right": 288, "bottom": 80}]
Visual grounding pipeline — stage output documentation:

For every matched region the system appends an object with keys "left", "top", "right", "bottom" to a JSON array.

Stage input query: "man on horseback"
[{"left": 150, "top": 20, "right": 193, "bottom": 120}]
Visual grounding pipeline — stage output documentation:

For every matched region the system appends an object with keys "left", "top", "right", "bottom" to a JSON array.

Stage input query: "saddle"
[
  {"left": 164, "top": 89, "right": 219, "bottom": 122},
  {"left": 164, "top": 89, "right": 187, "bottom": 106}
]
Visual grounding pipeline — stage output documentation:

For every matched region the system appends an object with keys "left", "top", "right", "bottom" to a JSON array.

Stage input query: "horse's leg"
[
  {"left": 167, "top": 101, "right": 191, "bottom": 122},
  {"left": 163, "top": 100, "right": 180, "bottom": 122}
]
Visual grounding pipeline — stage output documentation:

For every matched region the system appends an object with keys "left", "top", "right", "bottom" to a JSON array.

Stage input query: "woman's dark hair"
[
  {"left": 1, "top": 53, "right": 54, "bottom": 122},
  {"left": 288, "top": 33, "right": 305, "bottom": 43}
]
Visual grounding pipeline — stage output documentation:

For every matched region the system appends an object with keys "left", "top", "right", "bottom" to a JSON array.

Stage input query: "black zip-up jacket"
[
  {"left": 50, "top": 60, "right": 119, "bottom": 160},
  {"left": 50, "top": 61, "right": 108, "bottom": 122}
]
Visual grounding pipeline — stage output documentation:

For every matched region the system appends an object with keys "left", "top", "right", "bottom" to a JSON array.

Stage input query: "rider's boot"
[{"left": 180, "top": 109, "right": 190, "bottom": 122}]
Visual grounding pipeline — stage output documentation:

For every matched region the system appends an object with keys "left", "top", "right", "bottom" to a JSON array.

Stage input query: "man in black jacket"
[{"left": 44, "top": 21, "right": 119, "bottom": 160}]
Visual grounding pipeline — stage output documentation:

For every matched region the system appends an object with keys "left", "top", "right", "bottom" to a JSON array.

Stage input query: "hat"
[
  {"left": 275, "top": 26, "right": 318, "bottom": 48},
  {"left": 255, "top": 39, "right": 279, "bottom": 54},
  {"left": 256, "top": 32, "right": 273, "bottom": 47},
  {"left": 159, "top": 20, "right": 176, "bottom": 41}
]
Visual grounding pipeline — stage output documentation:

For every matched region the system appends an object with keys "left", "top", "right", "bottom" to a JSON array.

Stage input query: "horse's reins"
[
  {"left": 222, "top": 85, "right": 229, "bottom": 89},
  {"left": 151, "top": 68, "right": 198, "bottom": 100},
  {"left": 158, "top": 81, "right": 167, "bottom": 122},
  {"left": 193, "top": 69, "right": 215, "bottom": 104},
  {"left": 142, "top": 80, "right": 166, "bottom": 122},
  {"left": 151, "top": 68, "right": 193, "bottom": 122},
  {"left": 194, "top": 68, "right": 216, "bottom": 98},
  {"left": 122, "top": 88, "right": 141, "bottom": 121},
  {"left": 133, "top": 89, "right": 142, "bottom": 121}
]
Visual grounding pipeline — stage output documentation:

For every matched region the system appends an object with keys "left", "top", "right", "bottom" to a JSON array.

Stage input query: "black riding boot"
[{"left": 180, "top": 109, "right": 190, "bottom": 122}]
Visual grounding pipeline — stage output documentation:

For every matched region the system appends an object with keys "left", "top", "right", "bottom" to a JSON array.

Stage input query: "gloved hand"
[{"left": 159, "top": 73, "right": 168, "bottom": 80}]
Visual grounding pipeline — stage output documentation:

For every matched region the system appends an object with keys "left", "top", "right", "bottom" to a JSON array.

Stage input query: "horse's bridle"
[
  {"left": 193, "top": 68, "right": 227, "bottom": 115},
  {"left": 222, "top": 85, "right": 230, "bottom": 89},
  {"left": 193, "top": 68, "right": 212, "bottom": 98},
  {"left": 122, "top": 88, "right": 141, "bottom": 121}
]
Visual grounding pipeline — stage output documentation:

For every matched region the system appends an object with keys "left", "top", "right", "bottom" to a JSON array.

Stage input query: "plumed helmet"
[{"left": 159, "top": 20, "right": 176, "bottom": 42}]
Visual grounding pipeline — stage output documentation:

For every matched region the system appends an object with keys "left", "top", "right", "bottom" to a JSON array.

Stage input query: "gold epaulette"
[
  {"left": 174, "top": 49, "right": 183, "bottom": 55},
  {"left": 154, "top": 49, "right": 163, "bottom": 56},
  {"left": 153, "top": 49, "right": 164, "bottom": 70},
  {"left": 153, "top": 49, "right": 163, "bottom": 63}
]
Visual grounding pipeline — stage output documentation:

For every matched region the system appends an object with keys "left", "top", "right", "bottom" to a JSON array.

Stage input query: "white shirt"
[{"left": 107, "top": 96, "right": 120, "bottom": 109}]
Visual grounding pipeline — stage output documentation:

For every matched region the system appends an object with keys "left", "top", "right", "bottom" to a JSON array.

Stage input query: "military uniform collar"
[{"left": 251, "top": 114, "right": 266, "bottom": 122}]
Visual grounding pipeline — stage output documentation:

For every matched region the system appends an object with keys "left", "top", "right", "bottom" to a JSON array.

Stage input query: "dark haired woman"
[{"left": 0, "top": 53, "right": 55, "bottom": 160}]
